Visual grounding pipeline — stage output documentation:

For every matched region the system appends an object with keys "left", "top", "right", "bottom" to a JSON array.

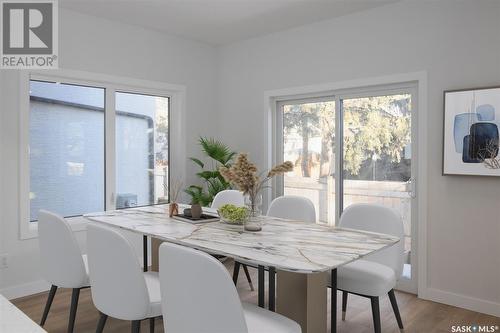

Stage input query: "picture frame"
[{"left": 443, "top": 86, "right": 500, "bottom": 176}]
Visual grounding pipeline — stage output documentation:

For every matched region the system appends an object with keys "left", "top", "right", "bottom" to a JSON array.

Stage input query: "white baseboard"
[
  {"left": 422, "top": 287, "right": 500, "bottom": 318},
  {"left": 0, "top": 280, "right": 50, "bottom": 300}
]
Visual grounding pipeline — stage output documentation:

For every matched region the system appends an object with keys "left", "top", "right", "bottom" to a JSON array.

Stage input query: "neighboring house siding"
[
  {"left": 29, "top": 101, "right": 105, "bottom": 220},
  {"left": 116, "top": 114, "right": 150, "bottom": 206},
  {"left": 29, "top": 101, "right": 152, "bottom": 221}
]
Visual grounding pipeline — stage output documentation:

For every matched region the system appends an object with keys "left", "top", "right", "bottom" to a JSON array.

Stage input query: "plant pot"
[
  {"left": 191, "top": 204, "right": 202, "bottom": 219},
  {"left": 169, "top": 202, "right": 179, "bottom": 217}
]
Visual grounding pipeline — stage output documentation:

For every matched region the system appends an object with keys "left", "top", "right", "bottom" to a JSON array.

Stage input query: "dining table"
[
  {"left": 84, "top": 204, "right": 399, "bottom": 333},
  {"left": 0, "top": 294, "right": 46, "bottom": 333}
]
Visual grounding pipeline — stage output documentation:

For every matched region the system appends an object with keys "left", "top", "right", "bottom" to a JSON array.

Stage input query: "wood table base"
[
  {"left": 276, "top": 270, "right": 327, "bottom": 333},
  {"left": 151, "top": 237, "right": 162, "bottom": 272}
]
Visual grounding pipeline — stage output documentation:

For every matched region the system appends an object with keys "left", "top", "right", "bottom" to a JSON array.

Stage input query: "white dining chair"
[
  {"left": 330, "top": 203, "right": 405, "bottom": 333},
  {"left": 267, "top": 195, "right": 316, "bottom": 223},
  {"left": 86, "top": 223, "right": 161, "bottom": 333},
  {"left": 211, "top": 190, "right": 254, "bottom": 290},
  {"left": 159, "top": 242, "right": 301, "bottom": 333},
  {"left": 38, "top": 210, "right": 90, "bottom": 333},
  {"left": 211, "top": 189, "right": 245, "bottom": 209}
]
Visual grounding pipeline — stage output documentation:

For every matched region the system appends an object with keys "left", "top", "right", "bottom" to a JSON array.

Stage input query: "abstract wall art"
[{"left": 443, "top": 86, "right": 500, "bottom": 176}]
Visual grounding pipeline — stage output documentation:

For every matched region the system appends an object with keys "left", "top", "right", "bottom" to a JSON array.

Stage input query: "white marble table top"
[
  {"left": 84, "top": 205, "right": 399, "bottom": 273},
  {"left": 0, "top": 294, "right": 46, "bottom": 333}
]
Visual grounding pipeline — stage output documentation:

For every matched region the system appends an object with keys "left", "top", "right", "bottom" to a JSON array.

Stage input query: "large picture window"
[{"left": 27, "top": 77, "right": 171, "bottom": 223}]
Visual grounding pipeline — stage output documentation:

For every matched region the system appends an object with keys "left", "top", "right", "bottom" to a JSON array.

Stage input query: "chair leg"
[
  {"left": 388, "top": 289, "right": 404, "bottom": 331},
  {"left": 40, "top": 285, "right": 57, "bottom": 326},
  {"left": 331, "top": 268, "right": 337, "bottom": 333},
  {"left": 232, "top": 261, "right": 241, "bottom": 285},
  {"left": 149, "top": 317, "right": 155, "bottom": 333},
  {"left": 341, "top": 291, "right": 348, "bottom": 321},
  {"left": 370, "top": 296, "right": 381, "bottom": 333},
  {"left": 242, "top": 264, "right": 254, "bottom": 291},
  {"left": 131, "top": 320, "right": 141, "bottom": 333},
  {"left": 96, "top": 313, "right": 108, "bottom": 333},
  {"left": 67, "top": 288, "right": 80, "bottom": 333}
]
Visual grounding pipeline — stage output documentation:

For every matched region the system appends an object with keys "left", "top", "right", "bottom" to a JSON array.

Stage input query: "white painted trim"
[
  {"left": 424, "top": 287, "right": 500, "bottom": 318},
  {"left": 29, "top": 69, "right": 186, "bottom": 95},
  {"left": 265, "top": 71, "right": 428, "bottom": 297},
  {"left": 19, "top": 71, "right": 32, "bottom": 239},
  {"left": 105, "top": 87, "right": 117, "bottom": 210},
  {"left": 0, "top": 70, "right": 4, "bottom": 256},
  {"left": 265, "top": 72, "right": 425, "bottom": 99},
  {"left": 18, "top": 69, "right": 187, "bottom": 239},
  {"left": 0, "top": 280, "right": 50, "bottom": 301},
  {"left": 334, "top": 95, "right": 342, "bottom": 227},
  {"left": 415, "top": 73, "right": 428, "bottom": 300}
]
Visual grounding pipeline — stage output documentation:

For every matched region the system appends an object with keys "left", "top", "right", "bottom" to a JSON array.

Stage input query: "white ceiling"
[{"left": 60, "top": 0, "right": 397, "bottom": 45}]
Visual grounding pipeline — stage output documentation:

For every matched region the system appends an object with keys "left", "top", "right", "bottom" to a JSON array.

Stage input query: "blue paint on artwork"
[
  {"left": 454, "top": 113, "right": 479, "bottom": 153},
  {"left": 476, "top": 104, "right": 495, "bottom": 121},
  {"left": 465, "top": 122, "right": 499, "bottom": 163},
  {"left": 462, "top": 135, "right": 482, "bottom": 163}
]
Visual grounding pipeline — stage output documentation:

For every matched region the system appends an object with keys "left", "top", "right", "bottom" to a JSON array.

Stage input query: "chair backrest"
[
  {"left": 86, "top": 223, "right": 150, "bottom": 320},
  {"left": 211, "top": 190, "right": 245, "bottom": 210},
  {"left": 339, "top": 203, "right": 404, "bottom": 278},
  {"left": 159, "top": 242, "right": 247, "bottom": 333},
  {"left": 267, "top": 195, "right": 316, "bottom": 223},
  {"left": 38, "top": 210, "right": 87, "bottom": 288}
]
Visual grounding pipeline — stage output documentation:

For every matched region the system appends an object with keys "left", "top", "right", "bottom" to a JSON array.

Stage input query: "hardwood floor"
[{"left": 12, "top": 261, "right": 500, "bottom": 333}]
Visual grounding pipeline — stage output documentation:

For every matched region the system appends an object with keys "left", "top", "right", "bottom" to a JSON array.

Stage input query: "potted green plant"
[
  {"left": 184, "top": 186, "right": 206, "bottom": 219},
  {"left": 186, "top": 137, "right": 236, "bottom": 206}
]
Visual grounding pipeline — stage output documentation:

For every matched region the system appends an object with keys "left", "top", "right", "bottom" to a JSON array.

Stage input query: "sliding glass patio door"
[
  {"left": 340, "top": 90, "right": 416, "bottom": 292},
  {"left": 276, "top": 84, "right": 417, "bottom": 293},
  {"left": 278, "top": 97, "right": 337, "bottom": 225}
]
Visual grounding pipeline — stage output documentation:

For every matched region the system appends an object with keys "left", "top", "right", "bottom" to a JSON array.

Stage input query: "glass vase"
[{"left": 244, "top": 193, "right": 263, "bottom": 231}]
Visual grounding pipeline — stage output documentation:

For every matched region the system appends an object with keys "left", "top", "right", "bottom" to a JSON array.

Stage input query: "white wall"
[
  {"left": 0, "top": 8, "right": 217, "bottom": 297},
  {"left": 216, "top": 0, "right": 500, "bottom": 316}
]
